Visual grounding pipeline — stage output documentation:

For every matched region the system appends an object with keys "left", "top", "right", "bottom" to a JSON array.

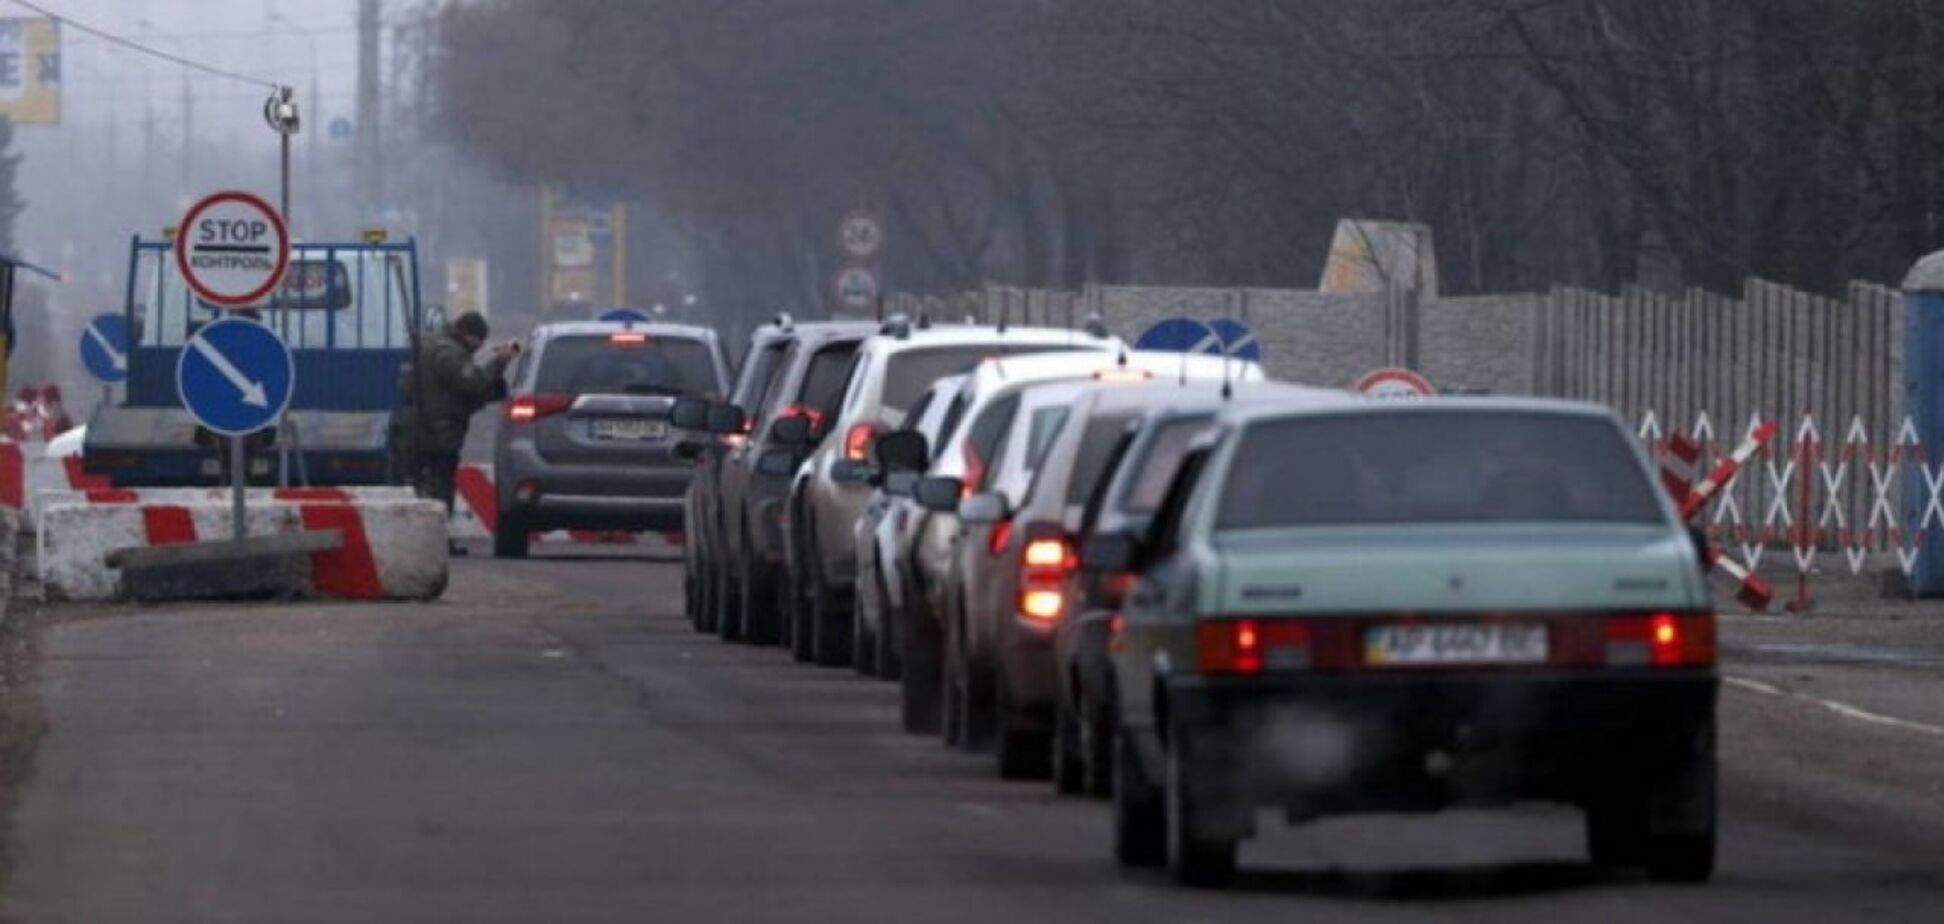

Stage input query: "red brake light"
[
  {"left": 1019, "top": 589, "right": 1064, "bottom": 623},
  {"left": 780, "top": 402, "right": 825, "bottom": 432},
  {"left": 987, "top": 518, "right": 1015, "bottom": 557},
  {"left": 609, "top": 331, "right": 649, "bottom": 346},
  {"left": 1015, "top": 523, "right": 1077, "bottom": 624},
  {"left": 1023, "top": 538, "right": 1070, "bottom": 569},
  {"left": 1196, "top": 618, "right": 1310, "bottom": 675},
  {"left": 844, "top": 422, "right": 880, "bottom": 462},
  {"left": 506, "top": 393, "right": 573, "bottom": 422},
  {"left": 1604, "top": 612, "right": 1715, "bottom": 667}
]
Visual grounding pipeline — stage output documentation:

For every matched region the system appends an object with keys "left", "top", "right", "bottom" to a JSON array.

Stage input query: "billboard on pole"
[{"left": 0, "top": 19, "right": 60, "bottom": 125}]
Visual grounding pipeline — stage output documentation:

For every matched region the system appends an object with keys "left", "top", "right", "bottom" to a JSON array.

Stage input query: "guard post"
[{"left": 1902, "top": 250, "right": 1944, "bottom": 596}]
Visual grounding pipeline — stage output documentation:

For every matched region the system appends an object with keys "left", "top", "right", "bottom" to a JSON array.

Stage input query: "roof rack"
[
  {"left": 1082, "top": 312, "right": 1109, "bottom": 339},
  {"left": 880, "top": 313, "right": 913, "bottom": 340},
  {"left": 771, "top": 311, "right": 795, "bottom": 332}
]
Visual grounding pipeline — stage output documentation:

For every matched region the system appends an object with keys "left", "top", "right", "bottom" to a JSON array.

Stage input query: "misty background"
[{"left": 7, "top": 0, "right": 1944, "bottom": 416}]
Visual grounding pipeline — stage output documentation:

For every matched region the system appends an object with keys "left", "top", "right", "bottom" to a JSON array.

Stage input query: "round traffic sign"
[
  {"left": 176, "top": 317, "right": 295, "bottom": 435},
  {"left": 175, "top": 191, "right": 290, "bottom": 308},
  {"left": 80, "top": 313, "right": 130, "bottom": 384},
  {"left": 838, "top": 211, "right": 884, "bottom": 259},
  {"left": 1354, "top": 367, "right": 1435, "bottom": 399},
  {"left": 600, "top": 307, "right": 653, "bottom": 324},
  {"left": 1208, "top": 317, "right": 1262, "bottom": 361},
  {"left": 832, "top": 262, "right": 880, "bottom": 313},
  {"left": 1134, "top": 317, "right": 1221, "bottom": 354}
]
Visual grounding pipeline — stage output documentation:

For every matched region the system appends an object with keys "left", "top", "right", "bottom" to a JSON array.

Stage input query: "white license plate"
[
  {"left": 591, "top": 418, "right": 665, "bottom": 441},
  {"left": 1364, "top": 623, "right": 1548, "bottom": 667}
]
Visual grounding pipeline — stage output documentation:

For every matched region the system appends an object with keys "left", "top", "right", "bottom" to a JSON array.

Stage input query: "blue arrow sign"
[
  {"left": 80, "top": 313, "right": 130, "bottom": 383},
  {"left": 600, "top": 307, "right": 653, "bottom": 324},
  {"left": 176, "top": 318, "right": 294, "bottom": 436},
  {"left": 1208, "top": 317, "right": 1262, "bottom": 362},
  {"left": 1134, "top": 317, "right": 1220, "bottom": 355}
]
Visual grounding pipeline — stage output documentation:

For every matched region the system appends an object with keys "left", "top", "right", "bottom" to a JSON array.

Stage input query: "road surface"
[{"left": 7, "top": 545, "right": 1943, "bottom": 922}]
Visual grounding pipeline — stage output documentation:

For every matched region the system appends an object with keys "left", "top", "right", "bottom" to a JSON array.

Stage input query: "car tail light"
[
  {"left": 961, "top": 441, "right": 987, "bottom": 499},
  {"left": 987, "top": 518, "right": 1015, "bottom": 557},
  {"left": 506, "top": 393, "right": 573, "bottom": 422},
  {"left": 1015, "top": 523, "right": 1076, "bottom": 626},
  {"left": 844, "top": 422, "right": 881, "bottom": 462},
  {"left": 1196, "top": 618, "right": 1310, "bottom": 675},
  {"left": 609, "top": 331, "right": 649, "bottom": 346},
  {"left": 779, "top": 402, "right": 824, "bottom": 432},
  {"left": 1604, "top": 612, "right": 1715, "bottom": 667}
]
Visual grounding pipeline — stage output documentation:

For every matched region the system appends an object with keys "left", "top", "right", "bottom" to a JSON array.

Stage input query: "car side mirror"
[
  {"left": 913, "top": 476, "right": 963, "bottom": 513},
  {"left": 705, "top": 403, "right": 745, "bottom": 435},
  {"left": 669, "top": 396, "right": 711, "bottom": 430},
  {"left": 958, "top": 491, "right": 1009, "bottom": 525},
  {"left": 757, "top": 449, "right": 799, "bottom": 478},
  {"left": 1080, "top": 531, "right": 1143, "bottom": 573},
  {"left": 884, "top": 470, "right": 919, "bottom": 497},
  {"left": 873, "top": 430, "right": 929, "bottom": 473},
  {"left": 770, "top": 414, "right": 811, "bottom": 446},
  {"left": 831, "top": 459, "right": 872, "bottom": 484}
]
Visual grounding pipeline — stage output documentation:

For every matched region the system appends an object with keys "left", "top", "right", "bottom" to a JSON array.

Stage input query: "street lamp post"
[{"left": 269, "top": 12, "right": 322, "bottom": 231}]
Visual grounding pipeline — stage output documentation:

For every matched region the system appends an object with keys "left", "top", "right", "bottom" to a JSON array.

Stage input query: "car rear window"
[
  {"left": 799, "top": 343, "right": 860, "bottom": 416},
  {"left": 1124, "top": 415, "right": 1216, "bottom": 513},
  {"left": 881, "top": 345, "right": 1069, "bottom": 413},
  {"left": 1064, "top": 412, "right": 1141, "bottom": 504},
  {"left": 733, "top": 341, "right": 789, "bottom": 407},
  {"left": 536, "top": 334, "right": 719, "bottom": 397},
  {"left": 1216, "top": 412, "right": 1664, "bottom": 529}
]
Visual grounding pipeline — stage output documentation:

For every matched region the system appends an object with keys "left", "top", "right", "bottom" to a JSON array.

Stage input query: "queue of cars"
[{"left": 656, "top": 316, "right": 1719, "bottom": 889}]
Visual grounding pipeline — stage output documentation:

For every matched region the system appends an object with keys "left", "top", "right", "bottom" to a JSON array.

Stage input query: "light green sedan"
[{"left": 1085, "top": 398, "right": 1717, "bottom": 887}]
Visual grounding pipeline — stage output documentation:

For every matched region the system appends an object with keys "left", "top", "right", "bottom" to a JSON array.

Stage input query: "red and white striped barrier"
[
  {"left": 1639, "top": 410, "right": 1943, "bottom": 611},
  {"left": 39, "top": 497, "right": 449, "bottom": 602}
]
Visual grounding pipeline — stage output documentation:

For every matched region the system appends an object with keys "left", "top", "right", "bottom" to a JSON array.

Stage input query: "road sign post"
[{"left": 177, "top": 318, "right": 296, "bottom": 541}]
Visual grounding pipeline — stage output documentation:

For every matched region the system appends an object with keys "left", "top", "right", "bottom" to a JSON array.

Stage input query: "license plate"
[
  {"left": 1364, "top": 623, "right": 1548, "bottom": 667},
  {"left": 591, "top": 418, "right": 665, "bottom": 441}
]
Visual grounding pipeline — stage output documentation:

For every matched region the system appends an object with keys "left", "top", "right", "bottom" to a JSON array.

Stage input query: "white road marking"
[{"left": 1726, "top": 675, "right": 1944, "bottom": 738}]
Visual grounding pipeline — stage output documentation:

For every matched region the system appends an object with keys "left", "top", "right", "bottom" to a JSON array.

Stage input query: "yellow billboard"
[{"left": 0, "top": 19, "right": 59, "bottom": 125}]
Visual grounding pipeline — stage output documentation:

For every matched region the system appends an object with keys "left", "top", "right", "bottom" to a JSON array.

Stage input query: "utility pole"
[{"left": 356, "top": 0, "right": 383, "bottom": 211}]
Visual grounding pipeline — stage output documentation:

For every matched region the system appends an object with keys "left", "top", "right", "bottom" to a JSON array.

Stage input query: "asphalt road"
[{"left": 7, "top": 545, "right": 1944, "bottom": 922}]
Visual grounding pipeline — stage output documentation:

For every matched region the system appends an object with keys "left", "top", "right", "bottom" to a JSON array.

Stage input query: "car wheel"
[
  {"left": 683, "top": 541, "right": 701, "bottom": 628},
  {"left": 900, "top": 602, "right": 942, "bottom": 734},
  {"left": 713, "top": 559, "right": 741, "bottom": 642},
  {"left": 493, "top": 511, "right": 529, "bottom": 560},
  {"left": 789, "top": 565, "right": 816, "bottom": 663},
  {"left": 809, "top": 568, "right": 853, "bottom": 668},
  {"left": 1646, "top": 721, "right": 1717, "bottom": 883},
  {"left": 875, "top": 574, "right": 902, "bottom": 682},
  {"left": 1584, "top": 794, "right": 1648, "bottom": 868},
  {"left": 1052, "top": 697, "right": 1086, "bottom": 795},
  {"left": 1113, "top": 728, "right": 1166, "bottom": 868},
  {"left": 852, "top": 603, "right": 877, "bottom": 677},
  {"left": 738, "top": 554, "right": 776, "bottom": 645},
  {"left": 1083, "top": 698, "right": 1116, "bottom": 799},
  {"left": 996, "top": 675, "right": 1051, "bottom": 781},
  {"left": 1166, "top": 732, "right": 1239, "bottom": 888},
  {"left": 949, "top": 620, "right": 996, "bottom": 752}
]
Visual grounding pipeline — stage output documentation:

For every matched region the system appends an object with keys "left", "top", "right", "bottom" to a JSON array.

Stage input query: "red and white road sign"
[
  {"left": 1354, "top": 367, "right": 1434, "bottom": 399},
  {"left": 175, "top": 191, "right": 290, "bottom": 308},
  {"left": 832, "top": 262, "right": 881, "bottom": 313}
]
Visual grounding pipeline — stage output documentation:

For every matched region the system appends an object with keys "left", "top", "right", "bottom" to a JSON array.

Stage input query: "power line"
[{"left": 4, "top": 0, "right": 285, "bottom": 91}]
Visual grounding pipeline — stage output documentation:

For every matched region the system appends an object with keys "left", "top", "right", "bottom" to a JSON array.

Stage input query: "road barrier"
[
  {"left": 1639, "top": 411, "right": 1940, "bottom": 610},
  {"left": 40, "top": 497, "right": 449, "bottom": 602}
]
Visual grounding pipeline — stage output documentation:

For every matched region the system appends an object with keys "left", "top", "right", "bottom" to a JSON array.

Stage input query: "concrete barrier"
[{"left": 40, "top": 499, "right": 449, "bottom": 602}]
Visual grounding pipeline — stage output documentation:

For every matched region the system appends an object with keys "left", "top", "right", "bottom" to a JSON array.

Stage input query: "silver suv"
[{"left": 492, "top": 321, "right": 730, "bottom": 558}]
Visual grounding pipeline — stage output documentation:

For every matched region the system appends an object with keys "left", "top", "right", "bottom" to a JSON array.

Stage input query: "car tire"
[
  {"left": 996, "top": 677, "right": 1052, "bottom": 781},
  {"left": 874, "top": 571, "right": 902, "bottom": 682},
  {"left": 789, "top": 566, "right": 816, "bottom": 664},
  {"left": 1166, "top": 733, "right": 1239, "bottom": 888},
  {"left": 1052, "top": 698, "right": 1086, "bottom": 795},
  {"left": 493, "top": 512, "right": 529, "bottom": 560},
  {"left": 1646, "top": 721, "right": 1717, "bottom": 884},
  {"left": 1113, "top": 728, "right": 1166, "bottom": 868},
  {"left": 1584, "top": 795, "right": 1648, "bottom": 868},
  {"left": 852, "top": 605, "right": 877, "bottom": 677},
  {"left": 713, "top": 561, "right": 741, "bottom": 642},
  {"left": 810, "top": 578, "right": 853, "bottom": 668},
  {"left": 900, "top": 604, "right": 942, "bottom": 735},
  {"left": 944, "top": 609, "right": 995, "bottom": 751},
  {"left": 1082, "top": 698, "right": 1116, "bottom": 799},
  {"left": 683, "top": 542, "right": 702, "bottom": 629}
]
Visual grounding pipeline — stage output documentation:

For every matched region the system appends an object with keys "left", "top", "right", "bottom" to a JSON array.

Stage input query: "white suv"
[{"left": 779, "top": 320, "right": 1121, "bottom": 667}]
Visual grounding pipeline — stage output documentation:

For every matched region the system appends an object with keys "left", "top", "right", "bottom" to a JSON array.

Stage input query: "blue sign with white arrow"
[
  {"left": 80, "top": 313, "right": 130, "bottom": 383},
  {"left": 1208, "top": 317, "right": 1262, "bottom": 362},
  {"left": 599, "top": 307, "right": 653, "bottom": 324},
  {"left": 176, "top": 318, "right": 294, "bottom": 436},
  {"left": 1134, "top": 317, "right": 1220, "bottom": 354}
]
